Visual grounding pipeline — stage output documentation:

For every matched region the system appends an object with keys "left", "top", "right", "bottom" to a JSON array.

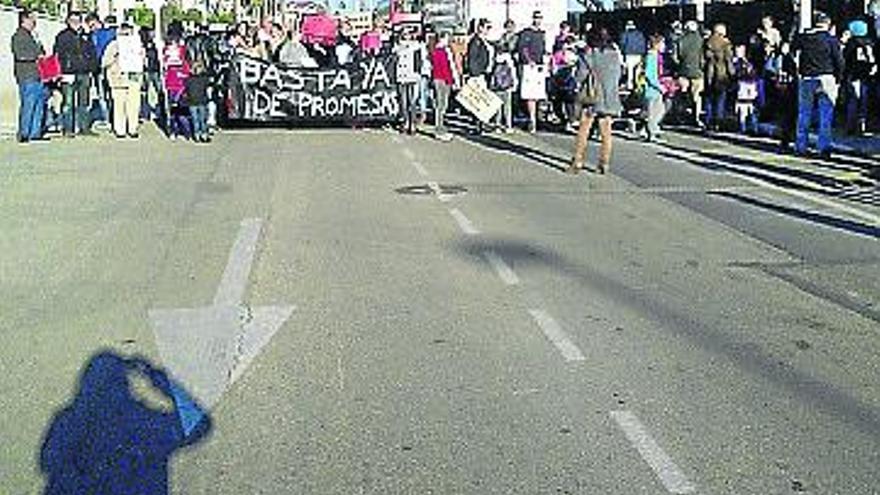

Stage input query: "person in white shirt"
[
  {"left": 394, "top": 27, "right": 424, "bottom": 134},
  {"left": 101, "top": 22, "right": 145, "bottom": 138}
]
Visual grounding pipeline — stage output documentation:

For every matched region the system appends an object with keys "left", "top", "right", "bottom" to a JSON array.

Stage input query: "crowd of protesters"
[
  {"left": 610, "top": 11, "right": 877, "bottom": 158},
  {"left": 12, "top": 5, "right": 880, "bottom": 164},
  {"left": 12, "top": 8, "right": 221, "bottom": 143}
]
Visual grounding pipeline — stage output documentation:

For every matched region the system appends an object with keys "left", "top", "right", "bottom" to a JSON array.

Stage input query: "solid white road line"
[
  {"left": 527, "top": 309, "right": 585, "bottom": 362},
  {"left": 610, "top": 410, "right": 697, "bottom": 494},
  {"left": 213, "top": 218, "right": 263, "bottom": 307},
  {"left": 483, "top": 250, "right": 520, "bottom": 285},
  {"left": 449, "top": 208, "right": 480, "bottom": 235},
  {"left": 403, "top": 148, "right": 416, "bottom": 160},
  {"left": 428, "top": 181, "right": 450, "bottom": 202},
  {"left": 412, "top": 161, "right": 429, "bottom": 177}
]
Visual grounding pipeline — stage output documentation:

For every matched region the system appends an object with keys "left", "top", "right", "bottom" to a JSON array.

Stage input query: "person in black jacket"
[
  {"left": 792, "top": 11, "right": 843, "bottom": 157},
  {"left": 54, "top": 11, "right": 98, "bottom": 136},
  {"left": 843, "top": 20, "right": 876, "bottom": 135},
  {"left": 466, "top": 18, "right": 493, "bottom": 134}
]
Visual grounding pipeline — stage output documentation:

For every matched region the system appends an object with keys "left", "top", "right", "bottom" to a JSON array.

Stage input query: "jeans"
[
  {"left": 17, "top": 80, "right": 45, "bottom": 140},
  {"left": 796, "top": 77, "right": 834, "bottom": 154},
  {"left": 418, "top": 75, "right": 432, "bottom": 115},
  {"left": 93, "top": 72, "right": 110, "bottom": 123},
  {"left": 142, "top": 71, "right": 166, "bottom": 130},
  {"left": 434, "top": 80, "right": 451, "bottom": 136},
  {"left": 397, "top": 82, "right": 418, "bottom": 133},
  {"left": 61, "top": 74, "right": 91, "bottom": 134},
  {"left": 190, "top": 105, "right": 208, "bottom": 138},
  {"left": 705, "top": 90, "right": 727, "bottom": 128}
]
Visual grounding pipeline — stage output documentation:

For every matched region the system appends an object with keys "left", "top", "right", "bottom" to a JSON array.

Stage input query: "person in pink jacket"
[{"left": 430, "top": 31, "right": 459, "bottom": 141}]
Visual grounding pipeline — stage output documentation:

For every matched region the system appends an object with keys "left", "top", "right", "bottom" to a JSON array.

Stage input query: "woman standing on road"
[{"left": 568, "top": 27, "right": 622, "bottom": 175}]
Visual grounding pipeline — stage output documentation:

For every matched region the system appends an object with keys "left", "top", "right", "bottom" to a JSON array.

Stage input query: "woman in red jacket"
[{"left": 431, "top": 31, "right": 460, "bottom": 142}]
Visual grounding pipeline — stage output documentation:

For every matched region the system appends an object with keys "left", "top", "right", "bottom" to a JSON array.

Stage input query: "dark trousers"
[
  {"left": 61, "top": 74, "right": 91, "bottom": 134},
  {"left": 17, "top": 80, "right": 45, "bottom": 140},
  {"left": 796, "top": 78, "right": 834, "bottom": 154},
  {"left": 397, "top": 82, "right": 418, "bottom": 133},
  {"left": 190, "top": 104, "right": 208, "bottom": 138},
  {"left": 142, "top": 71, "right": 166, "bottom": 130},
  {"left": 705, "top": 88, "right": 727, "bottom": 128},
  {"left": 845, "top": 79, "right": 870, "bottom": 134}
]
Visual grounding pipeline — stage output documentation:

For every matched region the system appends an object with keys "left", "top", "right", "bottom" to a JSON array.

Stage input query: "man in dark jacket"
[
  {"left": 619, "top": 20, "right": 646, "bottom": 90},
  {"left": 704, "top": 23, "right": 733, "bottom": 131},
  {"left": 466, "top": 18, "right": 493, "bottom": 134},
  {"left": 792, "top": 12, "right": 843, "bottom": 157},
  {"left": 516, "top": 11, "right": 547, "bottom": 133},
  {"left": 54, "top": 11, "right": 98, "bottom": 136},
  {"left": 11, "top": 8, "right": 46, "bottom": 143},
  {"left": 676, "top": 20, "right": 705, "bottom": 126}
]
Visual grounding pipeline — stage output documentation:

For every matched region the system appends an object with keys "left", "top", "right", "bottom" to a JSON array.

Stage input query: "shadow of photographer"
[{"left": 39, "top": 350, "right": 211, "bottom": 495}]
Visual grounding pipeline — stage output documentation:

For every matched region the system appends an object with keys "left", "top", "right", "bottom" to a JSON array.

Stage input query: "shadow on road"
[
  {"left": 441, "top": 116, "right": 571, "bottom": 174},
  {"left": 39, "top": 351, "right": 211, "bottom": 495},
  {"left": 452, "top": 237, "right": 880, "bottom": 438},
  {"left": 711, "top": 191, "right": 879, "bottom": 239}
]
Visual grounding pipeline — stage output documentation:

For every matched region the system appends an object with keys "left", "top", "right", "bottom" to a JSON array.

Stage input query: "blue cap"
[{"left": 849, "top": 20, "right": 868, "bottom": 37}]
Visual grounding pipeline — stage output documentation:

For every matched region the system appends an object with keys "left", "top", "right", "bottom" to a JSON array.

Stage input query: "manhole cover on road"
[{"left": 395, "top": 184, "right": 468, "bottom": 197}]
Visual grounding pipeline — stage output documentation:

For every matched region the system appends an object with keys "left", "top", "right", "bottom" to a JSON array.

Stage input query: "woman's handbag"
[{"left": 575, "top": 53, "right": 599, "bottom": 106}]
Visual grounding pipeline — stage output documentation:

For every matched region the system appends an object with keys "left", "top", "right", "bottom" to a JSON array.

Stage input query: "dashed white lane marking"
[
  {"left": 412, "top": 161, "right": 429, "bottom": 177},
  {"left": 482, "top": 250, "right": 520, "bottom": 285},
  {"left": 660, "top": 147, "right": 880, "bottom": 228},
  {"left": 610, "top": 410, "right": 697, "bottom": 494},
  {"left": 403, "top": 147, "right": 416, "bottom": 160},
  {"left": 527, "top": 309, "right": 585, "bottom": 362},
  {"left": 449, "top": 208, "right": 480, "bottom": 235},
  {"left": 428, "top": 181, "right": 450, "bottom": 203}
]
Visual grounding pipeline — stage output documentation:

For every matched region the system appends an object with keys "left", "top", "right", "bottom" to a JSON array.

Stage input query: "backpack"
[{"left": 491, "top": 62, "right": 515, "bottom": 91}]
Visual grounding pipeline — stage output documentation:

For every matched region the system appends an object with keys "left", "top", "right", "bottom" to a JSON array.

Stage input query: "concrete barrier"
[{"left": 1, "top": 7, "right": 63, "bottom": 136}]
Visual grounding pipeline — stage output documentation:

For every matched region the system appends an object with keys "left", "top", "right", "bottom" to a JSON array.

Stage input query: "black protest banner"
[{"left": 233, "top": 55, "right": 400, "bottom": 122}]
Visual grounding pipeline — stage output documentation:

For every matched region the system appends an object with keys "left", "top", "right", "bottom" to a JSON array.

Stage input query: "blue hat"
[{"left": 849, "top": 20, "right": 868, "bottom": 37}]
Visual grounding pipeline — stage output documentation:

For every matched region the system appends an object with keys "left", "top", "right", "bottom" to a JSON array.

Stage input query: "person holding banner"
[
  {"left": 517, "top": 11, "right": 548, "bottom": 134},
  {"left": 465, "top": 19, "right": 494, "bottom": 135},
  {"left": 431, "top": 32, "right": 461, "bottom": 142}
]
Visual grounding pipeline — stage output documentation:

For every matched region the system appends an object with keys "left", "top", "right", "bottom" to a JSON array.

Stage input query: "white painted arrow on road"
[{"left": 149, "top": 218, "right": 294, "bottom": 433}]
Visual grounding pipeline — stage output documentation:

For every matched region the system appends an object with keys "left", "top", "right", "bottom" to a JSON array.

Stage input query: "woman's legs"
[
  {"left": 570, "top": 110, "right": 595, "bottom": 172},
  {"left": 597, "top": 116, "right": 613, "bottom": 172}
]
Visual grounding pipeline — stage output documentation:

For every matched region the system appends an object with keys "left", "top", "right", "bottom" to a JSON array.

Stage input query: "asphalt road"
[{"left": 1, "top": 123, "right": 878, "bottom": 494}]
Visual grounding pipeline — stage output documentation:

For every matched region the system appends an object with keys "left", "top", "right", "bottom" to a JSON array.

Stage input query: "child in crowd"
[
  {"left": 163, "top": 30, "right": 191, "bottom": 139},
  {"left": 733, "top": 45, "right": 759, "bottom": 134},
  {"left": 186, "top": 59, "right": 211, "bottom": 143}
]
